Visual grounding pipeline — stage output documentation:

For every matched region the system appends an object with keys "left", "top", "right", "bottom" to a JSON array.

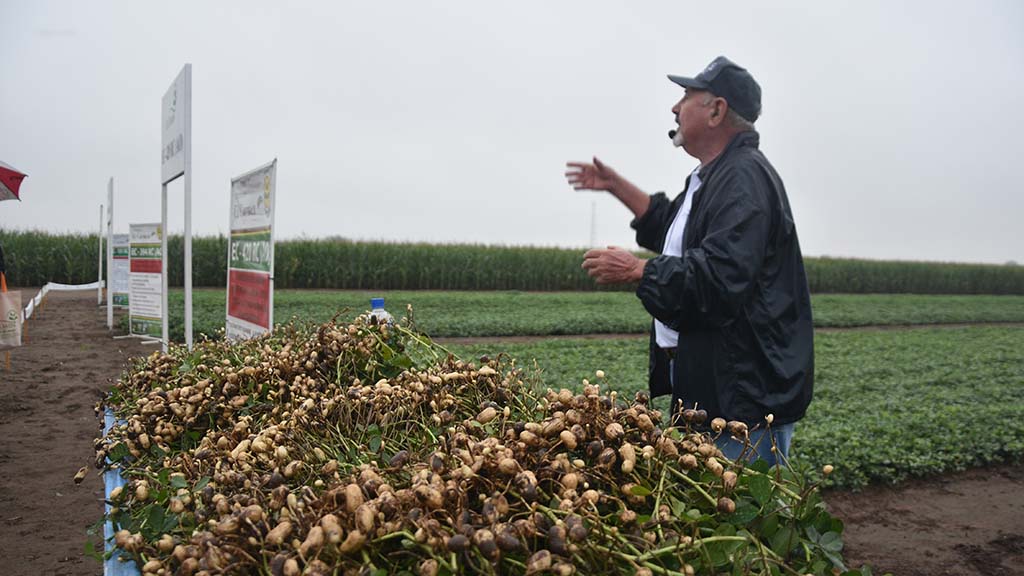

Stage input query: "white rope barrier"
[{"left": 23, "top": 280, "right": 105, "bottom": 321}]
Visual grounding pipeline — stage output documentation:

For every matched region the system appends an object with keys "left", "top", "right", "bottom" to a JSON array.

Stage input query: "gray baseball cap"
[{"left": 668, "top": 56, "right": 762, "bottom": 123}]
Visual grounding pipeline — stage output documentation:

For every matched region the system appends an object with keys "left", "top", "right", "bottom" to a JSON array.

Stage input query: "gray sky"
[{"left": 2, "top": 1, "right": 1022, "bottom": 264}]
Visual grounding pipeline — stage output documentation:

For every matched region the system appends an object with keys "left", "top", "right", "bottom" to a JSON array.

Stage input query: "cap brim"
[{"left": 667, "top": 74, "right": 709, "bottom": 90}]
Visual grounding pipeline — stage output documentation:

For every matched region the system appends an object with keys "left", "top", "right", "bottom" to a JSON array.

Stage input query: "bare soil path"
[{"left": 0, "top": 289, "right": 1021, "bottom": 575}]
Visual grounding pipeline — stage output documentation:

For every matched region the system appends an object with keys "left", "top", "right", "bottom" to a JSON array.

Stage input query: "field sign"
[
  {"left": 226, "top": 159, "right": 276, "bottom": 340},
  {"left": 129, "top": 223, "right": 163, "bottom": 339},
  {"left": 0, "top": 291, "right": 21, "bottom": 351},
  {"left": 161, "top": 68, "right": 188, "bottom": 185},
  {"left": 160, "top": 63, "right": 194, "bottom": 351},
  {"left": 112, "top": 233, "right": 130, "bottom": 308}
]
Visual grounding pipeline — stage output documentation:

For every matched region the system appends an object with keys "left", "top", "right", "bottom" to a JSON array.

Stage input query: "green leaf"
[
  {"left": 714, "top": 524, "right": 737, "bottom": 537},
  {"left": 143, "top": 505, "right": 167, "bottom": 540},
  {"left": 392, "top": 354, "right": 414, "bottom": 369},
  {"left": 669, "top": 496, "right": 687, "bottom": 518},
  {"left": 748, "top": 459, "right": 771, "bottom": 474},
  {"left": 629, "top": 484, "right": 653, "bottom": 497},
  {"left": 759, "top": 512, "right": 780, "bottom": 538},
  {"left": 162, "top": 513, "right": 178, "bottom": 533},
  {"left": 194, "top": 476, "right": 210, "bottom": 491},
  {"left": 771, "top": 526, "right": 796, "bottom": 556},
  {"left": 170, "top": 475, "right": 188, "bottom": 490},
  {"left": 748, "top": 474, "right": 772, "bottom": 505},
  {"left": 84, "top": 539, "right": 103, "bottom": 562},
  {"left": 727, "top": 503, "right": 759, "bottom": 525},
  {"left": 829, "top": 516, "right": 846, "bottom": 535},
  {"left": 820, "top": 531, "right": 844, "bottom": 553},
  {"left": 108, "top": 442, "right": 129, "bottom": 463}
]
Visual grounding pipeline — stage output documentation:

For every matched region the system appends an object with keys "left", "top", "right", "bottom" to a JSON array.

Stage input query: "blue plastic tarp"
[{"left": 103, "top": 408, "right": 140, "bottom": 576}]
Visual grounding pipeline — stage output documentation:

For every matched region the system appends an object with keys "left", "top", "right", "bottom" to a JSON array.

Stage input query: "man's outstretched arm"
[{"left": 565, "top": 157, "right": 650, "bottom": 218}]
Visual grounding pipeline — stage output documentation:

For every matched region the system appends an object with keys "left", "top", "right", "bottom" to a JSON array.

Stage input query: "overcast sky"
[{"left": 2, "top": 1, "right": 1022, "bottom": 264}]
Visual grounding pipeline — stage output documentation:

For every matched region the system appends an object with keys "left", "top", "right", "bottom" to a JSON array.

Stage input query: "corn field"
[{"left": 2, "top": 229, "right": 1023, "bottom": 294}]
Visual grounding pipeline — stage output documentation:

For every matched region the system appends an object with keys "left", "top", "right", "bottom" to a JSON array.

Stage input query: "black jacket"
[{"left": 632, "top": 131, "right": 813, "bottom": 425}]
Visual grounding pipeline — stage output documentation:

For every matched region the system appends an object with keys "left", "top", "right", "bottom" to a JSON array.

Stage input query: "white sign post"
[
  {"left": 226, "top": 160, "right": 276, "bottom": 340},
  {"left": 106, "top": 178, "right": 114, "bottom": 329},
  {"left": 161, "top": 64, "right": 193, "bottom": 352},
  {"left": 128, "top": 223, "right": 163, "bottom": 340},
  {"left": 97, "top": 205, "right": 104, "bottom": 305}
]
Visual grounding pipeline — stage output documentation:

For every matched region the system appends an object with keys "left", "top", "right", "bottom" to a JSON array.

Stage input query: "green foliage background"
[{"left": 3, "top": 230, "right": 1023, "bottom": 294}]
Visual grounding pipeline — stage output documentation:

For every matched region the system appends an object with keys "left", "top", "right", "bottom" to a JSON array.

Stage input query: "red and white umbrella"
[{"left": 0, "top": 160, "right": 27, "bottom": 202}]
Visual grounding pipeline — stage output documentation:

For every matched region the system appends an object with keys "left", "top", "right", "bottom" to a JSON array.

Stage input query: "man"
[{"left": 565, "top": 56, "right": 813, "bottom": 465}]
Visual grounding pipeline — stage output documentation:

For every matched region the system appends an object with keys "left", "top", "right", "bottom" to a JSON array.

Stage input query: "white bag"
[{"left": 0, "top": 291, "right": 22, "bottom": 350}]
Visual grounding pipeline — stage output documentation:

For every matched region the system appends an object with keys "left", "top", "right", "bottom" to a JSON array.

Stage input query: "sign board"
[
  {"left": 161, "top": 66, "right": 190, "bottom": 184},
  {"left": 112, "top": 234, "right": 130, "bottom": 307},
  {"left": 226, "top": 160, "right": 276, "bottom": 340},
  {"left": 0, "top": 291, "right": 21, "bottom": 351},
  {"left": 129, "top": 223, "right": 163, "bottom": 339}
]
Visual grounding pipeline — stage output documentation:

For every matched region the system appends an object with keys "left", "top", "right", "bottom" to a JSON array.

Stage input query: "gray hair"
[
  {"left": 725, "top": 108, "right": 756, "bottom": 130},
  {"left": 700, "top": 92, "right": 756, "bottom": 130}
]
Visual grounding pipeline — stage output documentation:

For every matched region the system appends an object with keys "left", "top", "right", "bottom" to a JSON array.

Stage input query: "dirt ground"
[{"left": 1, "top": 289, "right": 1022, "bottom": 575}]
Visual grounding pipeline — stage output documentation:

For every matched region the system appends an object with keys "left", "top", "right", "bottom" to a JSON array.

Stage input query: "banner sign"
[
  {"left": 161, "top": 65, "right": 190, "bottom": 184},
  {"left": 0, "top": 291, "right": 21, "bottom": 351},
  {"left": 129, "top": 223, "right": 163, "bottom": 338},
  {"left": 112, "top": 233, "right": 130, "bottom": 307},
  {"left": 226, "top": 160, "right": 276, "bottom": 340}
]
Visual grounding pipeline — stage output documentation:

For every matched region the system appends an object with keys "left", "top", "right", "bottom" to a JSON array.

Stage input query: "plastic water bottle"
[{"left": 369, "top": 297, "right": 394, "bottom": 325}]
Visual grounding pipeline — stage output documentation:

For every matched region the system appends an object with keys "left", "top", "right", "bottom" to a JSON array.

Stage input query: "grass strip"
[{"left": 150, "top": 289, "right": 1024, "bottom": 342}]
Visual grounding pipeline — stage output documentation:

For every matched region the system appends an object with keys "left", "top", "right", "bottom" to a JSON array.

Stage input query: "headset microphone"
[{"left": 668, "top": 129, "right": 677, "bottom": 139}]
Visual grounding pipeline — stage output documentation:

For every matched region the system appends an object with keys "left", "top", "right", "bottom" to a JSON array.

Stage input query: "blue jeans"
[
  {"left": 669, "top": 359, "right": 794, "bottom": 467},
  {"left": 714, "top": 422, "right": 794, "bottom": 467}
]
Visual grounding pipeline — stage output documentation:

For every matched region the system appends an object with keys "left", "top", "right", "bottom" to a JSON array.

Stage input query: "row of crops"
[
  {"left": 141, "top": 289, "right": 1024, "bottom": 343},
  {"left": 4, "top": 229, "right": 1023, "bottom": 294}
]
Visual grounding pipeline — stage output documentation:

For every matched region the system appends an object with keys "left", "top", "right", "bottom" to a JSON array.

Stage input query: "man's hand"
[
  {"left": 565, "top": 157, "right": 621, "bottom": 192},
  {"left": 582, "top": 246, "right": 646, "bottom": 284},
  {"left": 564, "top": 157, "right": 651, "bottom": 218}
]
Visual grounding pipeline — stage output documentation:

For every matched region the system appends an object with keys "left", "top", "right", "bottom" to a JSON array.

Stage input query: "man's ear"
[{"left": 709, "top": 98, "right": 728, "bottom": 127}]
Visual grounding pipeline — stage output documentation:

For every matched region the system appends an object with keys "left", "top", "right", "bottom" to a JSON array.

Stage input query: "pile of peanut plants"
[{"left": 96, "top": 312, "right": 870, "bottom": 575}]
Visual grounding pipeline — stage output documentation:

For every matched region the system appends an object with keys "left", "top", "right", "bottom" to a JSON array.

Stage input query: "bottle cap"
[{"left": 370, "top": 297, "right": 385, "bottom": 309}]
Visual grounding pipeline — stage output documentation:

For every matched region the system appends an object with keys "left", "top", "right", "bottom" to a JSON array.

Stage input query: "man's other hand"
[
  {"left": 565, "top": 157, "right": 621, "bottom": 192},
  {"left": 582, "top": 246, "right": 646, "bottom": 284}
]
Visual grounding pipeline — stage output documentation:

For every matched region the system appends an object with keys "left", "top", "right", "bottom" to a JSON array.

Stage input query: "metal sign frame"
[{"left": 161, "top": 64, "right": 193, "bottom": 351}]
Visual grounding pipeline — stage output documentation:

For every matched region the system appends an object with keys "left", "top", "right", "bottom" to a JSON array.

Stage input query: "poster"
[
  {"left": 129, "top": 223, "right": 162, "bottom": 338},
  {"left": 226, "top": 160, "right": 275, "bottom": 340},
  {"left": 0, "top": 291, "right": 21, "bottom": 351},
  {"left": 112, "top": 233, "right": 130, "bottom": 308}
]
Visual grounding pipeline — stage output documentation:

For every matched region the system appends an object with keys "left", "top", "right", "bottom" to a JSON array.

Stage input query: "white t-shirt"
[{"left": 654, "top": 167, "right": 702, "bottom": 349}]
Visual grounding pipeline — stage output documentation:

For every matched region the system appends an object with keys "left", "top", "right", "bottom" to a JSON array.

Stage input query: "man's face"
[{"left": 671, "top": 89, "right": 712, "bottom": 151}]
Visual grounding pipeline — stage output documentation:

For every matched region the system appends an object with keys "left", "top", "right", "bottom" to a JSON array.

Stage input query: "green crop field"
[
  {"left": 135, "top": 289, "right": 1024, "bottom": 342},
  {"left": 447, "top": 326, "right": 1024, "bottom": 489},
  {"left": 5, "top": 229, "right": 1023, "bottom": 293}
]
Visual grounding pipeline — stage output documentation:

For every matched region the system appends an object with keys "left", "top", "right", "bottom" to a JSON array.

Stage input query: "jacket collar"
[{"left": 697, "top": 130, "right": 759, "bottom": 180}]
